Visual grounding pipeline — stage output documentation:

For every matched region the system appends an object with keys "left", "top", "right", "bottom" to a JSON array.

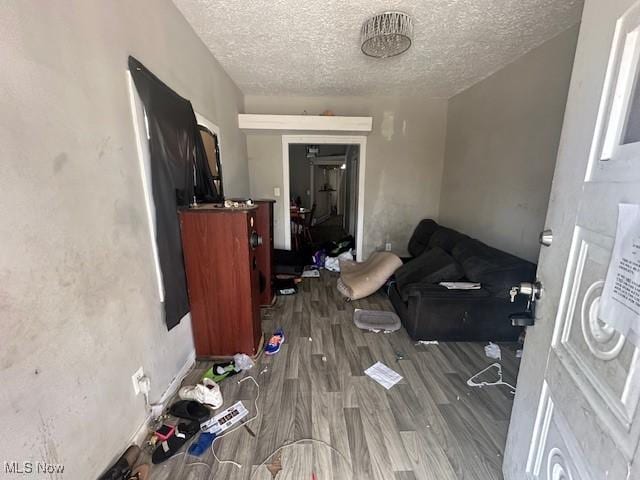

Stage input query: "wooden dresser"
[
  {"left": 179, "top": 205, "right": 262, "bottom": 357},
  {"left": 253, "top": 199, "right": 275, "bottom": 306}
]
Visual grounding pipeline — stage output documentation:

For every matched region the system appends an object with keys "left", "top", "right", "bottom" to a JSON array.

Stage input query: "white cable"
[
  {"left": 249, "top": 438, "right": 352, "bottom": 479},
  {"left": 207, "top": 375, "right": 261, "bottom": 473}
]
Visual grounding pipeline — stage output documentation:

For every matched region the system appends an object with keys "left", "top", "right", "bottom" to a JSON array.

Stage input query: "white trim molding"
[
  {"left": 282, "top": 135, "right": 367, "bottom": 261},
  {"left": 239, "top": 114, "right": 373, "bottom": 133}
]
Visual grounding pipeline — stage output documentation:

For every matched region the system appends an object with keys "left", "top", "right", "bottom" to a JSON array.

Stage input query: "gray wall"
[
  {"left": 0, "top": 1, "right": 247, "bottom": 477},
  {"left": 246, "top": 96, "right": 448, "bottom": 256},
  {"left": 439, "top": 26, "right": 579, "bottom": 262}
]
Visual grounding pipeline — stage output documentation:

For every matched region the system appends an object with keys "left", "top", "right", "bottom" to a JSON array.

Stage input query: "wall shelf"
[{"left": 238, "top": 114, "right": 373, "bottom": 134}]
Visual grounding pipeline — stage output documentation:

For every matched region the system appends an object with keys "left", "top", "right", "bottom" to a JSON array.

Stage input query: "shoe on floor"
[
  {"left": 265, "top": 328, "right": 285, "bottom": 355},
  {"left": 98, "top": 445, "right": 140, "bottom": 480},
  {"left": 151, "top": 421, "right": 200, "bottom": 464},
  {"left": 168, "top": 400, "right": 211, "bottom": 422},
  {"left": 179, "top": 378, "right": 222, "bottom": 409},
  {"left": 128, "top": 464, "right": 149, "bottom": 480}
]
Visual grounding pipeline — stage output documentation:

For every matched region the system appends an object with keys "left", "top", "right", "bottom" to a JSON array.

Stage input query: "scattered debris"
[
  {"left": 415, "top": 340, "right": 439, "bottom": 346},
  {"left": 301, "top": 269, "right": 320, "bottom": 278},
  {"left": 516, "top": 349, "right": 523, "bottom": 358},
  {"left": 265, "top": 449, "right": 282, "bottom": 479},
  {"left": 321, "top": 356, "right": 327, "bottom": 362},
  {"left": 395, "top": 351, "right": 405, "bottom": 361},
  {"left": 259, "top": 366, "right": 269, "bottom": 375},
  {"left": 308, "top": 337, "right": 313, "bottom": 342},
  {"left": 364, "top": 361, "right": 403, "bottom": 390},
  {"left": 234, "top": 353, "right": 254, "bottom": 371},
  {"left": 484, "top": 342, "right": 502, "bottom": 360},
  {"left": 467, "top": 362, "right": 516, "bottom": 394}
]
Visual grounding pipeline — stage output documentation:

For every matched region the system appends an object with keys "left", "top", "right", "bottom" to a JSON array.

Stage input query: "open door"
[{"left": 504, "top": 1, "right": 640, "bottom": 478}]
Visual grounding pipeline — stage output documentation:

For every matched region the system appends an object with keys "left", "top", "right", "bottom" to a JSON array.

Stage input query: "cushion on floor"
[{"left": 337, "top": 251, "right": 403, "bottom": 300}]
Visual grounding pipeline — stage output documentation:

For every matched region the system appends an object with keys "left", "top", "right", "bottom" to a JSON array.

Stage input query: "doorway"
[{"left": 282, "top": 135, "right": 366, "bottom": 261}]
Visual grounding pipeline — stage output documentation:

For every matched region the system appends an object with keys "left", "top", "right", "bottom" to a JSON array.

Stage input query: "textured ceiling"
[{"left": 173, "top": 0, "right": 583, "bottom": 98}]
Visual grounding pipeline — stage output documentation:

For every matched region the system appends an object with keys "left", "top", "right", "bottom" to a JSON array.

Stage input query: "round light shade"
[{"left": 361, "top": 11, "right": 413, "bottom": 58}]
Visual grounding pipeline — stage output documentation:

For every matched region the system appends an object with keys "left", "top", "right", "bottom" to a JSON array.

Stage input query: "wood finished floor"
[{"left": 147, "top": 271, "right": 520, "bottom": 480}]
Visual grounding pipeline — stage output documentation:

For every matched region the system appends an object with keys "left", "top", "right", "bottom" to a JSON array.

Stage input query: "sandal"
[
  {"left": 151, "top": 421, "right": 200, "bottom": 464},
  {"left": 168, "top": 400, "right": 210, "bottom": 422}
]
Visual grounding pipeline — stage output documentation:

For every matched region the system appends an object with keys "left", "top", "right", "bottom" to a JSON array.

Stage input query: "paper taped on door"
[{"left": 599, "top": 204, "right": 640, "bottom": 344}]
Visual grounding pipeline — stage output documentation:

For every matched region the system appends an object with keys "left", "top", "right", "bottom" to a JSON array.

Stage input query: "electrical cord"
[
  {"left": 249, "top": 438, "right": 352, "bottom": 479},
  {"left": 208, "top": 375, "right": 261, "bottom": 471},
  {"left": 160, "top": 373, "right": 352, "bottom": 480}
]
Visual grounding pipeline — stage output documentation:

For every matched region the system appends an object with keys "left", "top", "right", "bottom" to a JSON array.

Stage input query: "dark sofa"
[{"left": 389, "top": 219, "right": 536, "bottom": 341}]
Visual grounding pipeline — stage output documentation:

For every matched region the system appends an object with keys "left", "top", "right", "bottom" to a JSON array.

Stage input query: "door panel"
[{"left": 505, "top": 1, "right": 640, "bottom": 478}]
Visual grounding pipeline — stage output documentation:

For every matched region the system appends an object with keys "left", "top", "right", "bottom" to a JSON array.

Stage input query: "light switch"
[{"left": 274, "top": 187, "right": 281, "bottom": 197}]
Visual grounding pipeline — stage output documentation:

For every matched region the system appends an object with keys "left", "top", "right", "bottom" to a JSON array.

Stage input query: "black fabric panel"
[
  {"left": 427, "top": 227, "right": 468, "bottom": 253},
  {"left": 129, "top": 56, "right": 219, "bottom": 330},
  {"left": 395, "top": 247, "right": 464, "bottom": 295},
  {"left": 453, "top": 238, "right": 537, "bottom": 297},
  {"left": 407, "top": 219, "right": 439, "bottom": 257}
]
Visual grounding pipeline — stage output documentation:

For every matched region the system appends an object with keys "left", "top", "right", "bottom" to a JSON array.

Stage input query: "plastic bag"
[{"left": 233, "top": 353, "right": 254, "bottom": 371}]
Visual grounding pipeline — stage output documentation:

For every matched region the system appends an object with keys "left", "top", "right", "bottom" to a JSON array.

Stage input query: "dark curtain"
[{"left": 129, "top": 56, "right": 220, "bottom": 330}]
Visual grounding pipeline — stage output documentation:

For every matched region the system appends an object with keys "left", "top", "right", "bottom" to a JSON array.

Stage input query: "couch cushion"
[
  {"left": 454, "top": 240, "right": 536, "bottom": 297},
  {"left": 427, "top": 227, "right": 468, "bottom": 253},
  {"left": 407, "top": 219, "right": 439, "bottom": 257},
  {"left": 395, "top": 247, "right": 464, "bottom": 294}
]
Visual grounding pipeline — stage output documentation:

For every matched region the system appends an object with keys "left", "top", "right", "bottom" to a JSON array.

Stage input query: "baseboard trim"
[{"left": 129, "top": 349, "right": 196, "bottom": 446}]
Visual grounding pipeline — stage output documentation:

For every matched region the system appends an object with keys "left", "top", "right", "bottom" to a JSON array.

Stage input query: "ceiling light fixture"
[{"left": 360, "top": 11, "right": 413, "bottom": 58}]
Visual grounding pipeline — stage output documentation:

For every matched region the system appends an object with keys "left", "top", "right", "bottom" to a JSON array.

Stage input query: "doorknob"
[{"left": 539, "top": 229, "right": 553, "bottom": 247}]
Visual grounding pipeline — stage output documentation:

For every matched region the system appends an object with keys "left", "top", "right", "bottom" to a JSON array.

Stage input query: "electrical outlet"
[
  {"left": 273, "top": 187, "right": 281, "bottom": 197},
  {"left": 131, "top": 366, "right": 145, "bottom": 395},
  {"left": 385, "top": 242, "right": 392, "bottom": 251}
]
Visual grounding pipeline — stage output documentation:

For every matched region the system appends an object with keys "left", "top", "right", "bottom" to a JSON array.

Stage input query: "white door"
[{"left": 504, "top": 1, "right": 640, "bottom": 478}]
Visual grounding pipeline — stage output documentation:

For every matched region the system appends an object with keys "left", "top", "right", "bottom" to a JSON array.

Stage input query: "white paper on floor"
[
  {"left": 484, "top": 342, "right": 502, "bottom": 360},
  {"left": 415, "top": 340, "right": 439, "bottom": 345},
  {"left": 364, "top": 361, "right": 403, "bottom": 390}
]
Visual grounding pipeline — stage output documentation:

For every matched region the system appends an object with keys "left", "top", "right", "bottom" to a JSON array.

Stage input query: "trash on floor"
[
  {"left": 364, "top": 361, "right": 403, "bottom": 390},
  {"left": 201, "top": 401, "right": 249, "bottom": 435},
  {"left": 484, "top": 342, "right": 502, "bottom": 360},
  {"left": 274, "top": 277, "right": 299, "bottom": 295},
  {"left": 415, "top": 340, "right": 439, "bottom": 345},
  {"left": 265, "top": 450, "right": 283, "bottom": 479},
  {"left": 188, "top": 431, "right": 216, "bottom": 457},
  {"left": 233, "top": 353, "right": 254, "bottom": 371},
  {"left": 178, "top": 378, "right": 223, "bottom": 408},
  {"left": 265, "top": 328, "right": 285, "bottom": 355},
  {"left": 516, "top": 349, "right": 523, "bottom": 358},
  {"left": 301, "top": 267, "right": 320, "bottom": 278},
  {"left": 324, "top": 250, "right": 354, "bottom": 272},
  {"left": 353, "top": 308, "right": 401, "bottom": 332},
  {"left": 467, "top": 362, "right": 516, "bottom": 394}
]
